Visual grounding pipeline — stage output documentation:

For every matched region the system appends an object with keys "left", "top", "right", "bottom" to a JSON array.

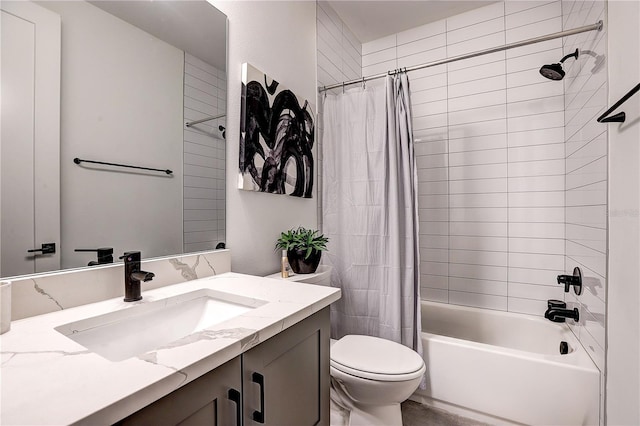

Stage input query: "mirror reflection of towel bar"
[
  {"left": 185, "top": 113, "right": 226, "bottom": 127},
  {"left": 73, "top": 157, "right": 173, "bottom": 175}
]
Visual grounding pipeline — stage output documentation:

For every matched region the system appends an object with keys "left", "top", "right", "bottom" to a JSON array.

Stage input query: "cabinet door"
[
  {"left": 116, "top": 356, "right": 242, "bottom": 426},
  {"left": 243, "top": 308, "right": 330, "bottom": 426}
]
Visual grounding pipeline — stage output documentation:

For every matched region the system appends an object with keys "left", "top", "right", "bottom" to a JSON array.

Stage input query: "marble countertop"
[{"left": 0, "top": 272, "right": 341, "bottom": 425}]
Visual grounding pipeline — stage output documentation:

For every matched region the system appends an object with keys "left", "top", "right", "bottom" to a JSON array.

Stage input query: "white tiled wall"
[
  {"left": 562, "top": 0, "right": 607, "bottom": 374},
  {"left": 316, "top": 1, "right": 362, "bottom": 229},
  {"left": 363, "top": 1, "right": 569, "bottom": 315},
  {"left": 183, "top": 53, "right": 227, "bottom": 252},
  {"left": 317, "top": 2, "right": 362, "bottom": 90}
]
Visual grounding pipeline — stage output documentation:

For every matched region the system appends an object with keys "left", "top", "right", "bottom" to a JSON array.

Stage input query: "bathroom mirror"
[{"left": 0, "top": 0, "right": 227, "bottom": 278}]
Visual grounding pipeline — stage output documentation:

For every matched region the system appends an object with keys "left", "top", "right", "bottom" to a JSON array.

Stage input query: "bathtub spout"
[{"left": 544, "top": 307, "right": 580, "bottom": 323}]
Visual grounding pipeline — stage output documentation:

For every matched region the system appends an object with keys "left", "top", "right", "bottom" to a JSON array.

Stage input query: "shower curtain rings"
[
  {"left": 342, "top": 82, "right": 345, "bottom": 94},
  {"left": 362, "top": 77, "right": 366, "bottom": 89}
]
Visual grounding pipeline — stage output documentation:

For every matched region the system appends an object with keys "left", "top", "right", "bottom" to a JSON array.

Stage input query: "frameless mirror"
[{"left": 0, "top": 0, "right": 227, "bottom": 279}]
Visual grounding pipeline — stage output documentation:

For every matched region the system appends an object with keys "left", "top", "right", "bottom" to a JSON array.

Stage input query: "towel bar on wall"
[
  {"left": 597, "top": 83, "right": 640, "bottom": 123},
  {"left": 185, "top": 113, "right": 226, "bottom": 128},
  {"left": 73, "top": 157, "right": 173, "bottom": 175}
]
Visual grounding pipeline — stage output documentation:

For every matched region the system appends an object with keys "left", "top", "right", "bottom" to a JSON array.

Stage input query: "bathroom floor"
[{"left": 401, "top": 401, "right": 489, "bottom": 426}]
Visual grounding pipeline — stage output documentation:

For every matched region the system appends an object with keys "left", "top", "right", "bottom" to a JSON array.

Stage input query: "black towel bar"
[
  {"left": 73, "top": 158, "right": 173, "bottom": 175},
  {"left": 597, "top": 82, "right": 640, "bottom": 123}
]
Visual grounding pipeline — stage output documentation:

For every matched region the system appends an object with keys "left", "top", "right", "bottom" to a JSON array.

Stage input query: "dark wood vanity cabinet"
[{"left": 117, "top": 308, "right": 330, "bottom": 426}]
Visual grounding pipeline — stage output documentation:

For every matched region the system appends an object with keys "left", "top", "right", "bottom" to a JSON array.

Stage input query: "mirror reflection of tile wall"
[{"left": 183, "top": 53, "right": 227, "bottom": 252}]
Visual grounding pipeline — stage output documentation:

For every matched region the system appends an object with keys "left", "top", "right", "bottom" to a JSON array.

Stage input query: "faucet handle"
[
  {"left": 557, "top": 267, "right": 583, "bottom": 295},
  {"left": 76, "top": 247, "right": 114, "bottom": 265},
  {"left": 119, "top": 251, "right": 141, "bottom": 262}
]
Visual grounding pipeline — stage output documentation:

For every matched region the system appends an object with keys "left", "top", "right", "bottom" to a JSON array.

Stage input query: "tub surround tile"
[
  {"left": 507, "top": 80, "right": 564, "bottom": 102},
  {"left": 0, "top": 272, "right": 340, "bottom": 425},
  {"left": 397, "top": 47, "right": 447, "bottom": 68},
  {"left": 450, "top": 207, "right": 508, "bottom": 223},
  {"left": 422, "top": 287, "right": 449, "bottom": 303},
  {"left": 506, "top": 1, "right": 556, "bottom": 16},
  {"left": 508, "top": 39, "right": 563, "bottom": 63},
  {"left": 508, "top": 237, "right": 564, "bottom": 254},
  {"left": 448, "top": 62, "right": 505, "bottom": 86},
  {"left": 508, "top": 190, "right": 565, "bottom": 208},
  {"left": 449, "top": 134, "right": 508, "bottom": 154},
  {"left": 509, "top": 268, "right": 564, "bottom": 289},
  {"left": 449, "top": 277, "right": 507, "bottom": 296},
  {"left": 505, "top": 16, "right": 562, "bottom": 43},
  {"left": 449, "top": 236, "right": 508, "bottom": 252},
  {"left": 563, "top": 0, "right": 607, "bottom": 374},
  {"left": 446, "top": 2, "right": 504, "bottom": 32},
  {"left": 506, "top": 2, "right": 561, "bottom": 29},
  {"left": 448, "top": 291, "right": 507, "bottom": 311},
  {"left": 507, "top": 296, "right": 549, "bottom": 316}
]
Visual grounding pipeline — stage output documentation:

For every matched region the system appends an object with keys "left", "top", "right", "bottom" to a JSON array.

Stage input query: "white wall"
[
  {"left": 183, "top": 53, "right": 227, "bottom": 253},
  {"left": 210, "top": 0, "right": 318, "bottom": 276},
  {"left": 607, "top": 1, "right": 640, "bottom": 423},
  {"left": 41, "top": 1, "right": 184, "bottom": 269},
  {"left": 363, "top": 2, "right": 568, "bottom": 315}
]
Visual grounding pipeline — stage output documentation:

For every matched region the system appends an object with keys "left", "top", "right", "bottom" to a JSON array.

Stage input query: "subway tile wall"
[
  {"left": 562, "top": 0, "right": 607, "bottom": 373},
  {"left": 362, "top": 1, "right": 569, "bottom": 315},
  {"left": 316, "top": 1, "right": 362, "bottom": 229},
  {"left": 183, "top": 53, "right": 227, "bottom": 252}
]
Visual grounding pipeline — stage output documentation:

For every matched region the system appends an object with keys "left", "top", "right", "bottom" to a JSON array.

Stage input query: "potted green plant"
[{"left": 275, "top": 227, "right": 329, "bottom": 274}]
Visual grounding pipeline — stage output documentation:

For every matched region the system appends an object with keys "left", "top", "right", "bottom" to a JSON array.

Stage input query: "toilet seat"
[{"left": 330, "top": 335, "right": 425, "bottom": 382}]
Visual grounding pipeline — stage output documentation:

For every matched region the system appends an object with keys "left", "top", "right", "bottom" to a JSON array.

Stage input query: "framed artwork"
[{"left": 239, "top": 63, "right": 314, "bottom": 198}]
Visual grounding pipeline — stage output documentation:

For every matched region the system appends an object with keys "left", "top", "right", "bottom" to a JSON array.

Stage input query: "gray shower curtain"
[{"left": 322, "top": 73, "right": 422, "bottom": 353}]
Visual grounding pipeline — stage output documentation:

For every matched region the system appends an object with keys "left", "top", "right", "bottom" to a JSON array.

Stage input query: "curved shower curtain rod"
[{"left": 319, "top": 20, "right": 603, "bottom": 93}]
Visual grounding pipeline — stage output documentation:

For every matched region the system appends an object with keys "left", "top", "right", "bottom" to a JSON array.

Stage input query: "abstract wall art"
[{"left": 239, "top": 63, "right": 315, "bottom": 198}]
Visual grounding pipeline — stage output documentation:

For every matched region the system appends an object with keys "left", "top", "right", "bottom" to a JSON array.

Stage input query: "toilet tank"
[{"left": 265, "top": 265, "right": 332, "bottom": 286}]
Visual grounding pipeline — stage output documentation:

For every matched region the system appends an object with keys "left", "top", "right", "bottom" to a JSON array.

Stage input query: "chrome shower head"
[{"left": 539, "top": 48, "right": 579, "bottom": 81}]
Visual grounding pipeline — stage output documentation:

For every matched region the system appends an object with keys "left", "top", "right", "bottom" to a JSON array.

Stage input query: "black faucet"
[
  {"left": 75, "top": 247, "right": 114, "bottom": 266},
  {"left": 119, "top": 251, "right": 155, "bottom": 302},
  {"left": 544, "top": 299, "right": 580, "bottom": 323}
]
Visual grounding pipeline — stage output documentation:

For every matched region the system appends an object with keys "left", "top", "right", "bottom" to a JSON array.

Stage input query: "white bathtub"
[{"left": 410, "top": 301, "right": 600, "bottom": 425}]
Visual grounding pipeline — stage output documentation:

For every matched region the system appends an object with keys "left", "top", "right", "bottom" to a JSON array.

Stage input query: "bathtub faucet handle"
[
  {"left": 556, "top": 275, "right": 574, "bottom": 292},
  {"left": 556, "top": 267, "right": 583, "bottom": 295}
]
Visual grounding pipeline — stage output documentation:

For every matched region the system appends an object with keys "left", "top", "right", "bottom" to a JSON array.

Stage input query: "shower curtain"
[{"left": 322, "top": 73, "right": 422, "bottom": 353}]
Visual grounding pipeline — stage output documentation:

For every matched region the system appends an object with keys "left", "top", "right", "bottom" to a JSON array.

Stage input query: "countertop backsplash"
[{"left": 4, "top": 249, "right": 231, "bottom": 321}]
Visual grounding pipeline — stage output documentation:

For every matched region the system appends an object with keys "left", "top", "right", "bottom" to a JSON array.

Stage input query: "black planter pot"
[{"left": 287, "top": 248, "right": 322, "bottom": 274}]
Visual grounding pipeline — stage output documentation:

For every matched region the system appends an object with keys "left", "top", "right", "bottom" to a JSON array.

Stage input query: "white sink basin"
[{"left": 55, "top": 289, "right": 266, "bottom": 361}]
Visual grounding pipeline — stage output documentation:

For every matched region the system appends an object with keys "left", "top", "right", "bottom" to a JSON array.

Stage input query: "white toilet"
[{"left": 269, "top": 266, "right": 426, "bottom": 425}]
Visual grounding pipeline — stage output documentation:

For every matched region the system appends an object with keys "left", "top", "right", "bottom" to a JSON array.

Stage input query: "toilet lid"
[{"left": 330, "top": 335, "right": 424, "bottom": 377}]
